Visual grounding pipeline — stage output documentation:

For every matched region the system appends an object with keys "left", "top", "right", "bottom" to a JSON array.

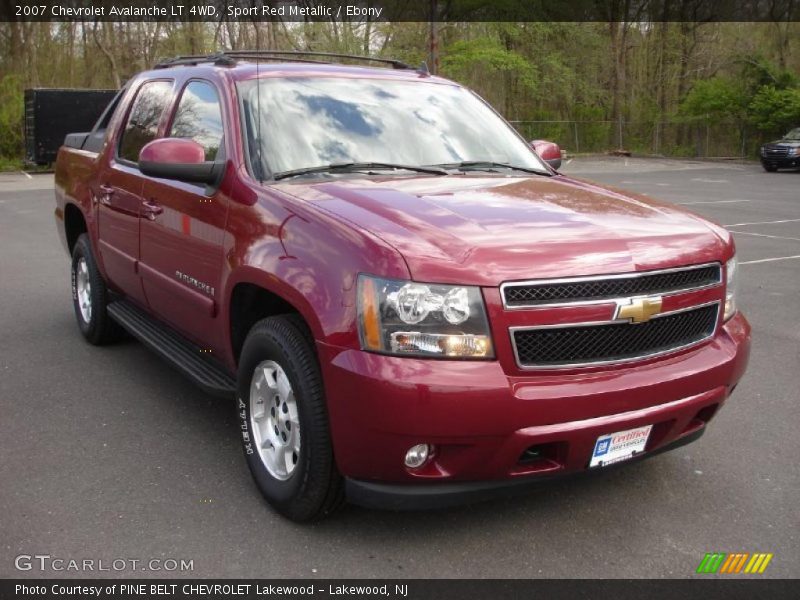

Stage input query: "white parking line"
[
  {"left": 679, "top": 199, "right": 751, "bottom": 206},
  {"left": 725, "top": 218, "right": 800, "bottom": 227},
  {"left": 740, "top": 255, "right": 800, "bottom": 265},
  {"left": 21, "top": 171, "right": 32, "bottom": 180},
  {"left": 731, "top": 231, "right": 800, "bottom": 242}
]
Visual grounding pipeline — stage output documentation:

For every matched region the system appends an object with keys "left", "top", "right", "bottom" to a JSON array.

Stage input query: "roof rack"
[
  {"left": 154, "top": 53, "right": 234, "bottom": 69},
  {"left": 154, "top": 51, "right": 413, "bottom": 71}
]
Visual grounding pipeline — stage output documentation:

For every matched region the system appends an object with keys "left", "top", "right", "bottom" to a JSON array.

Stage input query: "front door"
[{"left": 138, "top": 80, "right": 229, "bottom": 354}]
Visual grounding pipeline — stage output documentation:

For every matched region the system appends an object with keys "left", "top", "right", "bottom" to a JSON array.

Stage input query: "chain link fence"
[{"left": 510, "top": 120, "right": 762, "bottom": 159}]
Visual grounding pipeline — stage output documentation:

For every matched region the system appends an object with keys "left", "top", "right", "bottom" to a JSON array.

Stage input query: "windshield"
[
  {"left": 784, "top": 128, "right": 800, "bottom": 140},
  {"left": 237, "top": 76, "right": 548, "bottom": 178}
]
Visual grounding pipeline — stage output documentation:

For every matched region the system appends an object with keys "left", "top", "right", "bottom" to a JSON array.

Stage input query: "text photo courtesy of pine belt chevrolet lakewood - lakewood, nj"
[{"left": 1, "top": 0, "right": 799, "bottom": 596}]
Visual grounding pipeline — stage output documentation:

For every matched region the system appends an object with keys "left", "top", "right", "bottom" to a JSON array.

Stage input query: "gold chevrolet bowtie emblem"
[{"left": 615, "top": 296, "right": 663, "bottom": 323}]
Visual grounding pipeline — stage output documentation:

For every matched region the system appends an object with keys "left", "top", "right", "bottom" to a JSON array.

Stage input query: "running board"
[{"left": 107, "top": 300, "right": 236, "bottom": 399}]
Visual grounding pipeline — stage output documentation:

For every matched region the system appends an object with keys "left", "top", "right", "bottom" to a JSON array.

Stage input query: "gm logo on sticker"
[{"left": 594, "top": 438, "right": 611, "bottom": 457}]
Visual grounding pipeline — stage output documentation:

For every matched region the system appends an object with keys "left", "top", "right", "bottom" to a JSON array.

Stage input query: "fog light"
[{"left": 404, "top": 444, "right": 430, "bottom": 468}]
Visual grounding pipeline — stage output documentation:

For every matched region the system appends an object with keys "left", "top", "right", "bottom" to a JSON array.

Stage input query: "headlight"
[
  {"left": 357, "top": 275, "right": 494, "bottom": 358},
  {"left": 760, "top": 146, "right": 766, "bottom": 157},
  {"left": 789, "top": 147, "right": 800, "bottom": 156},
  {"left": 724, "top": 256, "right": 738, "bottom": 321}
]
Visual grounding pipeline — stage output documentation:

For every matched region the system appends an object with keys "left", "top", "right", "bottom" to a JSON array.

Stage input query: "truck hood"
[
  {"left": 278, "top": 174, "right": 729, "bottom": 286},
  {"left": 765, "top": 139, "right": 800, "bottom": 147}
]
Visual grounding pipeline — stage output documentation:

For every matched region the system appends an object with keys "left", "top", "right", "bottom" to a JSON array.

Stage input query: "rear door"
[
  {"left": 96, "top": 79, "right": 173, "bottom": 304},
  {"left": 138, "top": 79, "right": 229, "bottom": 353}
]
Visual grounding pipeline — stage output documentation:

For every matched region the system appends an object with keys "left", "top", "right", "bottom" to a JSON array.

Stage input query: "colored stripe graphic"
[
  {"left": 733, "top": 553, "right": 750, "bottom": 573},
  {"left": 698, "top": 552, "right": 773, "bottom": 574},
  {"left": 719, "top": 554, "right": 737, "bottom": 573},
  {"left": 759, "top": 554, "right": 774, "bottom": 573},
  {"left": 744, "top": 553, "right": 774, "bottom": 574},
  {"left": 720, "top": 553, "right": 749, "bottom": 573},
  {"left": 697, "top": 553, "right": 726, "bottom": 574}
]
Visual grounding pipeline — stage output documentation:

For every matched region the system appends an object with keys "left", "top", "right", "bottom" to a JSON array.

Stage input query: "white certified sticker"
[{"left": 590, "top": 424, "right": 653, "bottom": 468}]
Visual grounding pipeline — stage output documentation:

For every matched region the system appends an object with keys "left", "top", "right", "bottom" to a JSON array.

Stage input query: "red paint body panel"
[
  {"left": 283, "top": 174, "right": 731, "bottom": 285},
  {"left": 319, "top": 313, "right": 749, "bottom": 482},
  {"left": 531, "top": 139, "right": 561, "bottom": 161},
  {"left": 139, "top": 137, "right": 206, "bottom": 164},
  {"left": 54, "top": 62, "right": 751, "bottom": 490}
]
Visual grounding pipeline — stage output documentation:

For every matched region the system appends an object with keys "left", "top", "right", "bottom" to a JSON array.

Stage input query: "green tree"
[
  {"left": 679, "top": 76, "right": 748, "bottom": 121},
  {"left": 440, "top": 35, "right": 538, "bottom": 118},
  {"left": 0, "top": 75, "right": 24, "bottom": 163},
  {"left": 748, "top": 85, "right": 800, "bottom": 134}
]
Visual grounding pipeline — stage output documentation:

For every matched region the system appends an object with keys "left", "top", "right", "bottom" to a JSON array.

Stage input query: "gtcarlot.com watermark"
[{"left": 15, "top": 554, "right": 194, "bottom": 573}]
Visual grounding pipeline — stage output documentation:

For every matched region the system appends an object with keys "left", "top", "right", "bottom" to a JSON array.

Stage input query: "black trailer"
[{"left": 24, "top": 88, "right": 118, "bottom": 165}]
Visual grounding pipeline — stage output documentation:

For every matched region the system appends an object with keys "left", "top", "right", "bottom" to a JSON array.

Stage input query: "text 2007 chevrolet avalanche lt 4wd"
[{"left": 54, "top": 52, "right": 750, "bottom": 521}]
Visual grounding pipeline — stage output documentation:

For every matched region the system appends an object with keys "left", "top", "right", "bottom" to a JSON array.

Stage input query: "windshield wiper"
[
  {"left": 434, "top": 161, "right": 551, "bottom": 176},
  {"left": 273, "top": 162, "right": 448, "bottom": 180}
]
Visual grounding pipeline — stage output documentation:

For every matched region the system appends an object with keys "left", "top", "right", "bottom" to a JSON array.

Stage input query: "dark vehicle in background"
[{"left": 760, "top": 127, "right": 800, "bottom": 172}]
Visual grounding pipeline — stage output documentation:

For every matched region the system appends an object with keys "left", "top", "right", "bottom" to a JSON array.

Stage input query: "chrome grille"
[
  {"left": 765, "top": 146, "right": 789, "bottom": 156},
  {"left": 511, "top": 303, "right": 719, "bottom": 368},
  {"left": 502, "top": 264, "right": 721, "bottom": 308}
]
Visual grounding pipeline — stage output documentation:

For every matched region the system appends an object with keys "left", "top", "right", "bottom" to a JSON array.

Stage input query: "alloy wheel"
[
  {"left": 249, "top": 360, "right": 301, "bottom": 480},
  {"left": 75, "top": 257, "right": 92, "bottom": 323}
]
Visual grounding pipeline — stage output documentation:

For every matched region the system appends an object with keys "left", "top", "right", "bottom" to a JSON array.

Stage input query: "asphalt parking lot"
[{"left": 1, "top": 158, "right": 798, "bottom": 579}]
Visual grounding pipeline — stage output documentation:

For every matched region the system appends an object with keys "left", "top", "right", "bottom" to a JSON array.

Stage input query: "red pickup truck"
[{"left": 54, "top": 51, "right": 750, "bottom": 521}]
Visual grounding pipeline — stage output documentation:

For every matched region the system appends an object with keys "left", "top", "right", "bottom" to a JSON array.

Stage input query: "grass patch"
[{"left": 0, "top": 156, "right": 24, "bottom": 171}]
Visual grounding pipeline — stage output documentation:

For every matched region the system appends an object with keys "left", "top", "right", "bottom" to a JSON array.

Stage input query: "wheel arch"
[
  {"left": 64, "top": 202, "right": 88, "bottom": 255},
  {"left": 226, "top": 268, "right": 327, "bottom": 366}
]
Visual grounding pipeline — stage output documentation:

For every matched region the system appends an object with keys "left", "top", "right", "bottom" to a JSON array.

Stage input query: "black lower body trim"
[
  {"left": 346, "top": 428, "right": 705, "bottom": 511},
  {"left": 761, "top": 158, "right": 800, "bottom": 170},
  {"left": 107, "top": 299, "right": 236, "bottom": 399}
]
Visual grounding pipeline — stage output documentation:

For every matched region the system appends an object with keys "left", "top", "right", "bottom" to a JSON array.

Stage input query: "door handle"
[
  {"left": 141, "top": 199, "right": 164, "bottom": 220},
  {"left": 98, "top": 184, "right": 114, "bottom": 206}
]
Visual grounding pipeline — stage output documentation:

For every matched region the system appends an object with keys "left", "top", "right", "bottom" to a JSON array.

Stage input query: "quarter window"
[
  {"left": 170, "top": 81, "right": 224, "bottom": 161},
  {"left": 118, "top": 80, "right": 173, "bottom": 163}
]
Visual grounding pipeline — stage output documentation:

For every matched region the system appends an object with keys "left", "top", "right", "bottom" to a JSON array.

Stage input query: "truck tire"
[
  {"left": 71, "top": 234, "right": 123, "bottom": 345},
  {"left": 237, "top": 315, "right": 344, "bottom": 522}
]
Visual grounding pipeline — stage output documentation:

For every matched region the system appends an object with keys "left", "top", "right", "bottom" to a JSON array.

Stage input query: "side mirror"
[
  {"left": 139, "top": 138, "right": 222, "bottom": 185},
  {"left": 530, "top": 139, "right": 562, "bottom": 170}
]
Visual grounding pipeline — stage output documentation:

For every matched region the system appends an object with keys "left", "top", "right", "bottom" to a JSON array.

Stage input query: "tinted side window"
[
  {"left": 94, "top": 87, "right": 125, "bottom": 132},
  {"left": 118, "top": 80, "right": 173, "bottom": 162},
  {"left": 169, "top": 81, "right": 224, "bottom": 161}
]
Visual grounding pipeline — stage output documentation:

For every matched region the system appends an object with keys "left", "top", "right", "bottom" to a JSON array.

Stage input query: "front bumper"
[
  {"left": 761, "top": 155, "right": 800, "bottom": 169},
  {"left": 346, "top": 427, "right": 705, "bottom": 510},
  {"left": 318, "top": 312, "right": 750, "bottom": 505}
]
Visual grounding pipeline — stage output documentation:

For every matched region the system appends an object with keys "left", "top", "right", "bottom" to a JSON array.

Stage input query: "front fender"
[{"left": 221, "top": 186, "right": 409, "bottom": 364}]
